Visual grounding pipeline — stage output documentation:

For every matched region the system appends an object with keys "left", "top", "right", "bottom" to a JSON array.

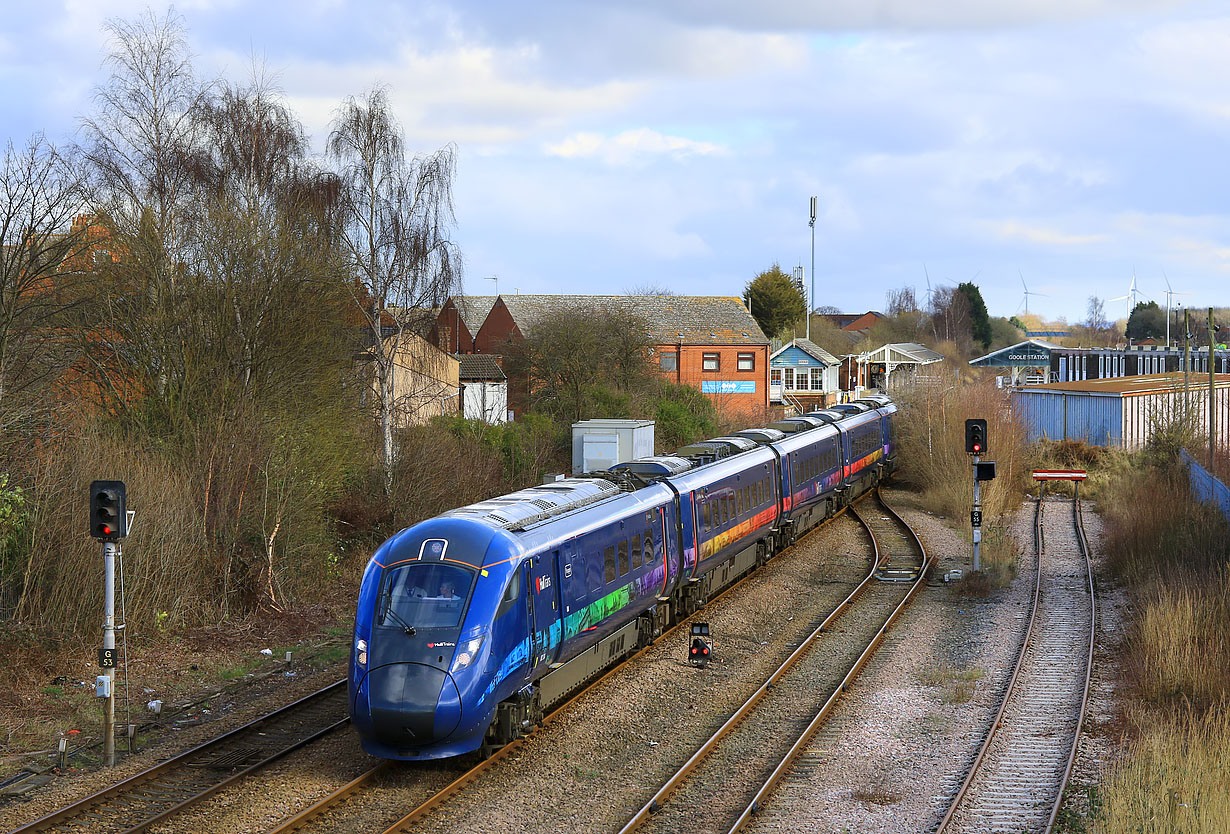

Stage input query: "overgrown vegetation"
[{"left": 1083, "top": 434, "right": 1230, "bottom": 832}]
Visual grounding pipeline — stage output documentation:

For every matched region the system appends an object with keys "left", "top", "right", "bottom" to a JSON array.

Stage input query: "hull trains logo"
[
  {"left": 427, "top": 641, "right": 455, "bottom": 648},
  {"left": 536, "top": 575, "right": 552, "bottom": 593}
]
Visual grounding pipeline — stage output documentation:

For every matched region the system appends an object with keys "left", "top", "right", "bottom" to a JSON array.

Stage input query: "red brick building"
[
  {"left": 458, "top": 294, "right": 770, "bottom": 419},
  {"left": 432, "top": 295, "right": 497, "bottom": 354}
]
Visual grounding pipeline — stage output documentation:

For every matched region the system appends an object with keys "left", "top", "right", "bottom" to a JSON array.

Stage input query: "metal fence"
[{"left": 1180, "top": 449, "right": 1230, "bottom": 522}]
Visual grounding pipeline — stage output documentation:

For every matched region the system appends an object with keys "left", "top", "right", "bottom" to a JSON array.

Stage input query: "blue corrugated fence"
[{"left": 1180, "top": 449, "right": 1230, "bottom": 522}]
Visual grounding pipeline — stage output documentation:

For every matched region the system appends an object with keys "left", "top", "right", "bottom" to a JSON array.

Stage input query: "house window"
[
  {"left": 702, "top": 353, "right": 720, "bottom": 371},
  {"left": 660, "top": 352, "right": 678, "bottom": 372},
  {"left": 782, "top": 367, "right": 794, "bottom": 389},
  {"left": 737, "top": 352, "right": 754, "bottom": 371},
  {"left": 796, "top": 371, "right": 809, "bottom": 391},
  {"left": 811, "top": 367, "right": 825, "bottom": 390},
  {"left": 770, "top": 368, "right": 782, "bottom": 387}
]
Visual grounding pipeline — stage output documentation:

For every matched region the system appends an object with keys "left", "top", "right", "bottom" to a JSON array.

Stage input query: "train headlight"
[
  {"left": 356, "top": 638, "right": 368, "bottom": 667},
  {"left": 452, "top": 635, "right": 485, "bottom": 672}
]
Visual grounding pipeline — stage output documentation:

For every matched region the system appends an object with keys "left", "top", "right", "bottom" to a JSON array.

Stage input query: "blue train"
[{"left": 349, "top": 396, "right": 897, "bottom": 759}]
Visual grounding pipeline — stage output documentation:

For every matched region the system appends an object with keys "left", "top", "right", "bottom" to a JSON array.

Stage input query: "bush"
[{"left": 893, "top": 378, "right": 1029, "bottom": 523}]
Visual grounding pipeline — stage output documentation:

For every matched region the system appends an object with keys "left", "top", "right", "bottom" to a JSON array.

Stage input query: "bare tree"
[
  {"left": 78, "top": 8, "right": 210, "bottom": 247},
  {"left": 0, "top": 136, "right": 87, "bottom": 428},
  {"left": 74, "top": 9, "right": 212, "bottom": 419},
  {"left": 328, "top": 87, "right": 461, "bottom": 489},
  {"left": 500, "top": 305, "right": 653, "bottom": 423},
  {"left": 885, "top": 286, "right": 918, "bottom": 317}
]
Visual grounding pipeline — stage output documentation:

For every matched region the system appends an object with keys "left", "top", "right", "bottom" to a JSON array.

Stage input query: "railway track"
[
  {"left": 261, "top": 491, "right": 902, "bottom": 834},
  {"left": 935, "top": 494, "right": 1095, "bottom": 834},
  {"left": 16, "top": 490, "right": 901, "bottom": 834},
  {"left": 614, "top": 487, "right": 931, "bottom": 834},
  {"left": 11, "top": 682, "right": 350, "bottom": 834}
]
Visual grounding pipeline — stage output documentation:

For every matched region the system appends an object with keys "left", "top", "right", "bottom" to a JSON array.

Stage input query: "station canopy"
[{"left": 969, "top": 339, "right": 1059, "bottom": 368}]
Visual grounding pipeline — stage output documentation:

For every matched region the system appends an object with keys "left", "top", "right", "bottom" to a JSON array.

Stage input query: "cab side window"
[{"left": 495, "top": 570, "right": 522, "bottom": 619}]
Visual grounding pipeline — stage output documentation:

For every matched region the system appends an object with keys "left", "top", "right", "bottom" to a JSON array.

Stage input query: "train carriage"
[{"left": 350, "top": 395, "right": 899, "bottom": 760}]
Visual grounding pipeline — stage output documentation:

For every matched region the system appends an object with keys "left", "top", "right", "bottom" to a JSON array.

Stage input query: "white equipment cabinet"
[{"left": 571, "top": 419, "right": 655, "bottom": 474}]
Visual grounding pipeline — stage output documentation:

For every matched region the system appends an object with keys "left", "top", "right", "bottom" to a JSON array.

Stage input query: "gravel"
[
  {"left": 737, "top": 488, "right": 1038, "bottom": 833},
  {"left": 3, "top": 487, "right": 1129, "bottom": 834}
]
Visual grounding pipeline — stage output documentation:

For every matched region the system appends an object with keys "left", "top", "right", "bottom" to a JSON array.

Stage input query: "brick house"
[
  {"left": 468, "top": 294, "right": 770, "bottom": 419},
  {"left": 432, "top": 295, "right": 498, "bottom": 354}
]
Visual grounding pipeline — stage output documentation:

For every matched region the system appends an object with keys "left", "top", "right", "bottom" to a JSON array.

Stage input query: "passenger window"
[
  {"left": 604, "top": 545, "right": 616, "bottom": 583},
  {"left": 737, "top": 488, "right": 744, "bottom": 516},
  {"left": 703, "top": 501, "right": 712, "bottom": 530},
  {"left": 632, "top": 535, "right": 642, "bottom": 569},
  {"left": 618, "top": 539, "right": 629, "bottom": 576},
  {"left": 644, "top": 532, "right": 655, "bottom": 563},
  {"left": 727, "top": 496, "right": 735, "bottom": 523},
  {"left": 495, "top": 570, "right": 522, "bottom": 620}
]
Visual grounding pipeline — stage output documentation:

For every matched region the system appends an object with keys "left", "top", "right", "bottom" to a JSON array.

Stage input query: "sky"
[{"left": 3, "top": 0, "right": 1230, "bottom": 324}]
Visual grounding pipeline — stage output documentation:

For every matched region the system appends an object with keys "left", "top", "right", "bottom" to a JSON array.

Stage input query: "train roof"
[
  {"left": 609, "top": 456, "right": 694, "bottom": 480},
  {"left": 733, "top": 427, "right": 786, "bottom": 444},
  {"left": 441, "top": 477, "right": 623, "bottom": 531},
  {"left": 768, "top": 416, "right": 826, "bottom": 433}
]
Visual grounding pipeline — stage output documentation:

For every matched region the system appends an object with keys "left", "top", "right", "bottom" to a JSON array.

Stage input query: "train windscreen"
[{"left": 379, "top": 563, "right": 475, "bottom": 629}]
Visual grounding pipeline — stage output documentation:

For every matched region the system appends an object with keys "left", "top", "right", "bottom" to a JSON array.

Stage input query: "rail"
[
  {"left": 12, "top": 681, "right": 349, "bottom": 834},
  {"left": 616, "top": 487, "right": 930, "bottom": 834},
  {"left": 934, "top": 494, "right": 1095, "bottom": 834}
]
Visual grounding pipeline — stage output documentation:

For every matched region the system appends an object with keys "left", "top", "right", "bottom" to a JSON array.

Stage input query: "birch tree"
[
  {"left": 0, "top": 136, "right": 87, "bottom": 429},
  {"left": 327, "top": 88, "right": 460, "bottom": 489}
]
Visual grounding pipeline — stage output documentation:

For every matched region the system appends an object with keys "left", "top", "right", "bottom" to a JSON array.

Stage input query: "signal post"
[
  {"left": 90, "top": 480, "right": 128, "bottom": 767},
  {"left": 964, "top": 420, "right": 996, "bottom": 573}
]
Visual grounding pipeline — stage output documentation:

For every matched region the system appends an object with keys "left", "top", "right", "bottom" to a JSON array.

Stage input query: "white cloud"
[
  {"left": 544, "top": 128, "right": 727, "bottom": 164},
  {"left": 991, "top": 220, "right": 1110, "bottom": 246},
  {"left": 618, "top": 0, "right": 1191, "bottom": 31},
  {"left": 243, "top": 41, "right": 645, "bottom": 147}
]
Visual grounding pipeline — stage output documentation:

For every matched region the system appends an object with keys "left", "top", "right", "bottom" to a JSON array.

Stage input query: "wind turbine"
[
  {"left": 1017, "top": 271, "right": 1047, "bottom": 316},
  {"left": 923, "top": 265, "right": 936, "bottom": 310},
  {"left": 1162, "top": 272, "right": 1190, "bottom": 347},
  {"left": 1108, "top": 273, "right": 1147, "bottom": 321}
]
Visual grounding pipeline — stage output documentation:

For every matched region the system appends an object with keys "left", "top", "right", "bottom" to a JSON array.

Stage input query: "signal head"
[{"left": 89, "top": 480, "right": 128, "bottom": 541}]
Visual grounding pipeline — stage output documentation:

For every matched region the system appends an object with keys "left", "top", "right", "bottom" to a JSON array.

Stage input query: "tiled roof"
[
  {"left": 451, "top": 295, "right": 498, "bottom": 331},
  {"left": 457, "top": 353, "right": 505, "bottom": 380},
  {"left": 770, "top": 338, "right": 841, "bottom": 366},
  {"left": 495, "top": 294, "right": 768, "bottom": 345}
]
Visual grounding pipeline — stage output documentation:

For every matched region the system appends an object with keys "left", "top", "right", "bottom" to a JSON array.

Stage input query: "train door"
[{"left": 528, "top": 551, "right": 562, "bottom": 675}]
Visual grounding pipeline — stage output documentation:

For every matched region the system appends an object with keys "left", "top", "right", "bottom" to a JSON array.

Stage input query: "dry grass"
[
  {"left": 917, "top": 663, "right": 986, "bottom": 704},
  {"left": 894, "top": 379, "right": 1030, "bottom": 523},
  {"left": 1131, "top": 572, "right": 1230, "bottom": 708},
  {"left": 1094, "top": 705, "right": 1230, "bottom": 834}
]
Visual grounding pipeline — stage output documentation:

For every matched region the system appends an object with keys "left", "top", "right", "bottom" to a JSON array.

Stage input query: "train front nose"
[{"left": 366, "top": 662, "right": 463, "bottom": 746}]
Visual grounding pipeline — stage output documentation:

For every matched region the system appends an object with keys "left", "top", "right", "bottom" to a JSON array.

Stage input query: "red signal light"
[{"left": 102, "top": 525, "right": 112, "bottom": 535}]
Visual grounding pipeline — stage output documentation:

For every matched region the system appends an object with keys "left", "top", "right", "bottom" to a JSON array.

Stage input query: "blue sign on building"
[{"left": 701, "top": 380, "right": 757, "bottom": 394}]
